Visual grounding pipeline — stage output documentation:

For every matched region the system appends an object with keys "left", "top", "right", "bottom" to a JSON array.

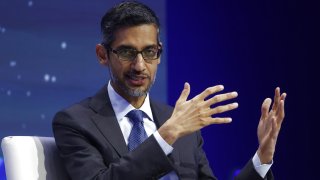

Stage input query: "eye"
[
  {"left": 143, "top": 48, "right": 157, "bottom": 57},
  {"left": 118, "top": 48, "right": 136, "bottom": 58}
]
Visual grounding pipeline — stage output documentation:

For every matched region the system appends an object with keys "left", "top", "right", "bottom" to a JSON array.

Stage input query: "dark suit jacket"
[{"left": 52, "top": 85, "right": 273, "bottom": 180}]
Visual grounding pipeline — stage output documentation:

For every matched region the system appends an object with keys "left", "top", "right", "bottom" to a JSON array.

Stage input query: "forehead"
[{"left": 111, "top": 24, "right": 158, "bottom": 49}]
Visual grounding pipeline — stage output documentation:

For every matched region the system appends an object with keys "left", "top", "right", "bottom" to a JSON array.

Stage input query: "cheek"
[
  {"left": 149, "top": 66, "right": 158, "bottom": 78},
  {"left": 110, "top": 62, "right": 127, "bottom": 76}
]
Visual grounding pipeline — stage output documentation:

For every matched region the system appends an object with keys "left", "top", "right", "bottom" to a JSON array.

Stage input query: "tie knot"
[{"left": 126, "top": 110, "right": 144, "bottom": 124}]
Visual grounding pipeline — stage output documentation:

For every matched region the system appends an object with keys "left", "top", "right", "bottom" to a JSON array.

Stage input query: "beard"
[{"left": 109, "top": 68, "right": 156, "bottom": 97}]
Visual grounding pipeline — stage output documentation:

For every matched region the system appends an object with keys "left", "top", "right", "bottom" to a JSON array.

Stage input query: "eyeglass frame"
[{"left": 101, "top": 43, "right": 162, "bottom": 62}]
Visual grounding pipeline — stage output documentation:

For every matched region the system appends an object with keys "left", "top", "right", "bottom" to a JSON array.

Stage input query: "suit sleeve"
[
  {"left": 53, "top": 111, "right": 174, "bottom": 180},
  {"left": 235, "top": 159, "right": 274, "bottom": 180},
  {"left": 195, "top": 131, "right": 274, "bottom": 180},
  {"left": 196, "top": 131, "right": 217, "bottom": 180}
]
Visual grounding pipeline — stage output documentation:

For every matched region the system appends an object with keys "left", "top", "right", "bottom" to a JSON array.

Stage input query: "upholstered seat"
[{"left": 1, "top": 136, "right": 69, "bottom": 180}]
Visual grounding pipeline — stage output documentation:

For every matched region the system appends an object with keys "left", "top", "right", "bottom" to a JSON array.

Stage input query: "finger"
[
  {"left": 261, "top": 98, "right": 272, "bottom": 120},
  {"left": 275, "top": 92, "right": 286, "bottom": 122},
  {"left": 176, "top": 82, "right": 190, "bottom": 104},
  {"left": 280, "top": 92, "right": 287, "bottom": 101},
  {"left": 270, "top": 117, "right": 280, "bottom": 139},
  {"left": 196, "top": 85, "right": 224, "bottom": 101},
  {"left": 205, "top": 91, "right": 238, "bottom": 107},
  {"left": 271, "top": 87, "right": 280, "bottom": 111},
  {"left": 276, "top": 100, "right": 285, "bottom": 125},
  {"left": 264, "top": 115, "right": 275, "bottom": 138},
  {"left": 207, "top": 102, "right": 238, "bottom": 116},
  {"left": 208, "top": 117, "right": 233, "bottom": 124}
]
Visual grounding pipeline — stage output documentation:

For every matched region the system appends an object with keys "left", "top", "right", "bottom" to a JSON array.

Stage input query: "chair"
[{"left": 1, "top": 136, "right": 69, "bottom": 180}]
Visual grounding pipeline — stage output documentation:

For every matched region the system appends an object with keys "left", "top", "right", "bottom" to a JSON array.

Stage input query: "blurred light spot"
[
  {"left": 7, "top": 90, "right": 11, "bottom": 96},
  {"left": 9, "top": 61, "right": 17, "bottom": 67},
  {"left": 17, "top": 74, "right": 22, "bottom": 80},
  {"left": 61, "top": 41, "right": 67, "bottom": 50},
  {"left": 51, "top": 76, "right": 57, "bottom": 83},
  {"left": 0, "top": 27, "right": 5, "bottom": 33},
  {"left": 26, "top": 91, "right": 31, "bottom": 97},
  {"left": 28, "top": 1, "right": 33, "bottom": 7},
  {"left": 44, "top": 74, "right": 50, "bottom": 82},
  {"left": 40, "top": 114, "right": 46, "bottom": 119},
  {"left": 21, "top": 123, "right": 27, "bottom": 129},
  {"left": 233, "top": 169, "right": 241, "bottom": 178}
]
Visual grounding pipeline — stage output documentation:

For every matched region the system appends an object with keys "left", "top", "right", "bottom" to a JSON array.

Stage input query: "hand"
[
  {"left": 159, "top": 82, "right": 238, "bottom": 145},
  {"left": 257, "top": 87, "right": 287, "bottom": 164}
]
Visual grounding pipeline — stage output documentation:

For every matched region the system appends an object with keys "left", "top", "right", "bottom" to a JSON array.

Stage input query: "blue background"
[
  {"left": 1, "top": 0, "right": 317, "bottom": 179},
  {"left": 167, "top": 0, "right": 317, "bottom": 179}
]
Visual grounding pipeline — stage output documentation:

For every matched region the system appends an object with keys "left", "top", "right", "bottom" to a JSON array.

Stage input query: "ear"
[
  {"left": 96, "top": 44, "right": 109, "bottom": 66},
  {"left": 157, "top": 42, "right": 163, "bottom": 65}
]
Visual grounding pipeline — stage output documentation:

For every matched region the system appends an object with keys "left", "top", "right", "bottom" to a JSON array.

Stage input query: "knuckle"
[
  {"left": 213, "top": 96, "right": 221, "bottom": 102},
  {"left": 205, "top": 87, "right": 214, "bottom": 95},
  {"left": 200, "top": 110, "right": 209, "bottom": 117},
  {"left": 199, "top": 118, "right": 207, "bottom": 126},
  {"left": 210, "top": 108, "right": 216, "bottom": 115},
  {"left": 218, "top": 106, "right": 226, "bottom": 112}
]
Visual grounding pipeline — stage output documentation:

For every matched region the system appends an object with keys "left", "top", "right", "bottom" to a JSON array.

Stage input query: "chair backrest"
[{"left": 1, "top": 136, "right": 69, "bottom": 180}]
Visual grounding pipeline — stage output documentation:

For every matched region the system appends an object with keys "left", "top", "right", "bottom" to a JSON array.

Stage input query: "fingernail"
[{"left": 232, "top": 92, "right": 238, "bottom": 97}]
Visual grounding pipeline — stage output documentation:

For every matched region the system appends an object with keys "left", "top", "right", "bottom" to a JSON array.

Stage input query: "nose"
[{"left": 131, "top": 53, "right": 146, "bottom": 72}]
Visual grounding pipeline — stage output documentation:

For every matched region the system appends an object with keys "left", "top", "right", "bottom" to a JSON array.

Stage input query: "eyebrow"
[{"left": 115, "top": 44, "right": 158, "bottom": 50}]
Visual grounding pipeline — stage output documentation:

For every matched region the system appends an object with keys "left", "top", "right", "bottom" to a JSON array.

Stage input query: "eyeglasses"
[{"left": 104, "top": 44, "right": 162, "bottom": 62}]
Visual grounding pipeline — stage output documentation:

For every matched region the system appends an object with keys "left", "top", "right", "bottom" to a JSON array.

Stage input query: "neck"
[{"left": 126, "top": 95, "right": 146, "bottom": 109}]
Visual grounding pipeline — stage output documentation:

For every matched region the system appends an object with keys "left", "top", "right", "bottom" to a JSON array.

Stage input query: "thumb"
[{"left": 176, "top": 82, "right": 190, "bottom": 104}]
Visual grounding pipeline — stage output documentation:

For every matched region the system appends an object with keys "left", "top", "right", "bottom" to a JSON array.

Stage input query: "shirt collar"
[{"left": 107, "top": 81, "right": 154, "bottom": 121}]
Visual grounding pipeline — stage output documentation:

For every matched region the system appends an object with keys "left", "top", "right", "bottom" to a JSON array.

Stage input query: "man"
[{"left": 53, "top": 1, "right": 286, "bottom": 179}]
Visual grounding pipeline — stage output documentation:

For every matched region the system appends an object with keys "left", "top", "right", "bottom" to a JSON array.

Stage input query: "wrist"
[
  {"left": 158, "top": 120, "right": 180, "bottom": 145},
  {"left": 257, "top": 147, "right": 273, "bottom": 164}
]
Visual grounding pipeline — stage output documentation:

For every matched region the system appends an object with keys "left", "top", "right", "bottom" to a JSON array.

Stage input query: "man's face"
[{"left": 106, "top": 24, "right": 160, "bottom": 99}]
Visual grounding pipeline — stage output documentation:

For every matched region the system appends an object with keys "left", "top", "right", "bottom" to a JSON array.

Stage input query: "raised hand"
[
  {"left": 159, "top": 82, "right": 238, "bottom": 145},
  {"left": 257, "top": 87, "right": 287, "bottom": 164}
]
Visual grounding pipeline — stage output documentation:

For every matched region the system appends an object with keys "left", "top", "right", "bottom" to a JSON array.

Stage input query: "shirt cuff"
[
  {"left": 252, "top": 152, "right": 273, "bottom": 178},
  {"left": 153, "top": 131, "right": 174, "bottom": 155}
]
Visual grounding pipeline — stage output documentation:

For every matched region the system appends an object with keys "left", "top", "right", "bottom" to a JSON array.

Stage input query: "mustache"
[{"left": 126, "top": 71, "right": 150, "bottom": 79}]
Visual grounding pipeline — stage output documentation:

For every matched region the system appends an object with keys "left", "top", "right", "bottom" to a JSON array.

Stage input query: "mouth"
[{"left": 126, "top": 74, "right": 149, "bottom": 86}]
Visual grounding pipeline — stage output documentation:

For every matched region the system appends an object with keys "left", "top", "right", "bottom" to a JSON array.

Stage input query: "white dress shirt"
[
  {"left": 107, "top": 81, "right": 272, "bottom": 178},
  {"left": 107, "top": 81, "right": 173, "bottom": 155}
]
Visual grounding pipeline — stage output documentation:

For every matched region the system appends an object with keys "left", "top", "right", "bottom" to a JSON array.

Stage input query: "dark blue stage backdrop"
[
  {"left": 1, "top": 0, "right": 316, "bottom": 179},
  {"left": 167, "top": 0, "right": 316, "bottom": 180}
]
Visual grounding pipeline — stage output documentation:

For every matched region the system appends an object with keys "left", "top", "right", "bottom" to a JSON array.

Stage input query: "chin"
[{"left": 127, "top": 89, "right": 147, "bottom": 97}]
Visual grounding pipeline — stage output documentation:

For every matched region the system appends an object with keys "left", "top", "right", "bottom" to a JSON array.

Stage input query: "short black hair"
[{"left": 100, "top": 1, "right": 160, "bottom": 47}]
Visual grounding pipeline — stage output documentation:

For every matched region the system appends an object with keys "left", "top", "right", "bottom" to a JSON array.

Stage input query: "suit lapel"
[
  {"left": 88, "top": 87, "right": 180, "bottom": 160},
  {"left": 150, "top": 100, "right": 171, "bottom": 128},
  {"left": 150, "top": 100, "right": 181, "bottom": 165},
  {"left": 89, "top": 85, "right": 128, "bottom": 157}
]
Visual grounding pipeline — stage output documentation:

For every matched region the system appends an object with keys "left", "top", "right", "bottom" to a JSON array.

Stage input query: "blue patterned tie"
[{"left": 127, "top": 110, "right": 148, "bottom": 151}]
